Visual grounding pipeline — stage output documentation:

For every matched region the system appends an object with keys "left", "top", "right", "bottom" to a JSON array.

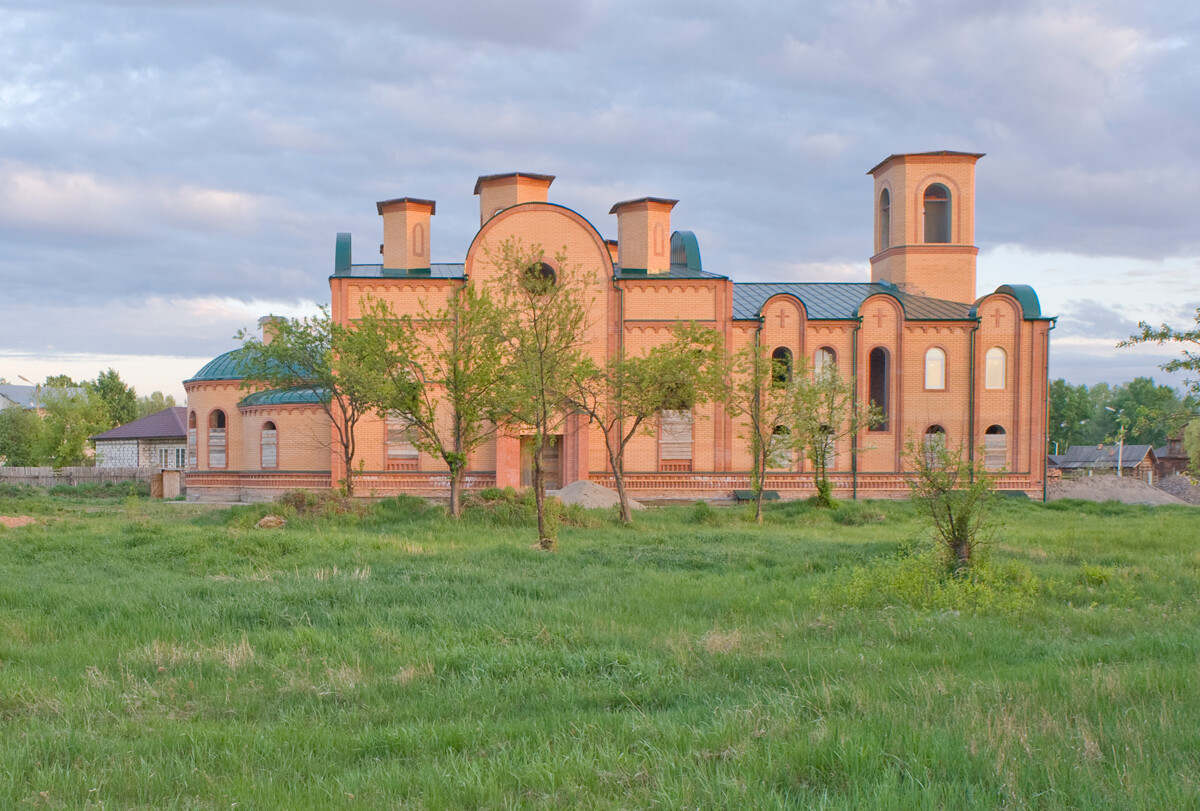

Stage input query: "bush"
[
  {"left": 48, "top": 481, "right": 150, "bottom": 499},
  {"left": 463, "top": 487, "right": 595, "bottom": 532},
  {"left": 832, "top": 502, "right": 886, "bottom": 526},
  {"left": 276, "top": 488, "right": 367, "bottom": 519},
  {"left": 692, "top": 500, "right": 724, "bottom": 526},
  {"left": 824, "top": 543, "right": 1041, "bottom": 615}
]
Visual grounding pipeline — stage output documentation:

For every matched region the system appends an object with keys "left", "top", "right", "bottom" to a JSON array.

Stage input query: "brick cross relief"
[
  {"left": 873, "top": 309, "right": 886, "bottom": 328},
  {"left": 991, "top": 310, "right": 1004, "bottom": 329},
  {"left": 777, "top": 309, "right": 789, "bottom": 329}
]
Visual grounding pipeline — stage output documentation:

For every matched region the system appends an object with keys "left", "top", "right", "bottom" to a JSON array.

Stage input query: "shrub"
[
  {"left": 832, "top": 503, "right": 886, "bottom": 526},
  {"left": 905, "top": 436, "right": 996, "bottom": 570},
  {"left": 692, "top": 500, "right": 724, "bottom": 526}
]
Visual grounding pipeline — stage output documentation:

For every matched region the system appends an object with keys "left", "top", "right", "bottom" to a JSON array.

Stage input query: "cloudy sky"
[{"left": 2, "top": 0, "right": 1198, "bottom": 400}]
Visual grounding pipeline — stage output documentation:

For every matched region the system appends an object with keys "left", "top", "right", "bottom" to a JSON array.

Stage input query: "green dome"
[
  {"left": 185, "top": 350, "right": 248, "bottom": 383},
  {"left": 239, "top": 386, "right": 328, "bottom": 407}
]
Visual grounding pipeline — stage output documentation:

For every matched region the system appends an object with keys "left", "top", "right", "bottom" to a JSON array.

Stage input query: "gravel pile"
[
  {"left": 1155, "top": 473, "right": 1200, "bottom": 505},
  {"left": 548, "top": 480, "right": 644, "bottom": 511},
  {"left": 1047, "top": 475, "right": 1187, "bottom": 506}
]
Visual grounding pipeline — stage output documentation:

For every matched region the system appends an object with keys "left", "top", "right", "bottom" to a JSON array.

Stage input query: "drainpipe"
[
  {"left": 611, "top": 271, "right": 625, "bottom": 484},
  {"left": 968, "top": 317, "right": 979, "bottom": 482},
  {"left": 1043, "top": 319, "right": 1056, "bottom": 503},
  {"left": 851, "top": 316, "right": 862, "bottom": 500}
]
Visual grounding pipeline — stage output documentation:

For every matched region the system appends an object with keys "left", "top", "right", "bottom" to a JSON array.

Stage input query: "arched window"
[
  {"left": 985, "top": 347, "right": 1006, "bottom": 390},
  {"left": 521, "top": 261, "right": 556, "bottom": 292},
  {"left": 879, "top": 188, "right": 891, "bottom": 251},
  {"left": 984, "top": 425, "right": 1007, "bottom": 471},
  {"left": 208, "top": 410, "right": 227, "bottom": 469},
  {"left": 261, "top": 421, "right": 278, "bottom": 469},
  {"left": 660, "top": 410, "right": 693, "bottom": 472},
  {"left": 923, "top": 183, "right": 951, "bottom": 243},
  {"left": 925, "top": 347, "right": 946, "bottom": 390},
  {"left": 869, "top": 347, "right": 889, "bottom": 431},
  {"left": 814, "top": 347, "right": 837, "bottom": 378},
  {"left": 923, "top": 424, "right": 946, "bottom": 465},
  {"left": 771, "top": 347, "right": 793, "bottom": 387},
  {"left": 768, "top": 425, "right": 792, "bottom": 469},
  {"left": 386, "top": 413, "right": 419, "bottom": 471},
  {"left": 187, "top": 411, "right": 198, "bottom": 468}
]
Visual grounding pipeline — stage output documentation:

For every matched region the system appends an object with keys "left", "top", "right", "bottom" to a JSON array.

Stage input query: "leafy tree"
[
  {"left": 348, "top": 286, "right": 508, "bottom": 518},
  {"left": 564, "top": 322, "right": 726, "bottom": 523},
  {"left": 234, "top": 309, "right": 374, "bottom": 497},
  {"left": 1047, "top": 378, "right": 1092, "bottom": 453},
  {"left": 0, "top": 406, "right": 47, "bottom": 466},
  {"left": 44, "top": 374, "right": 77, "bottom": 387},
  {"left": 785, "top": 358, "right": 882, "bottom": 507},
  {"left": 38, "top": 386, "right": 109, "bottom": 467},
  {"left": 726, "top": 342, "right": 792, "bottom": 524},
  {"left": 1119, "top": 307, "right": 1200, "bottom": 395},
  {"left": 906, "top": 434, "right": 995, "bottom": 570},
  {"left": 137, "top": 391, "right": 177, "bottom": 419},
  {"left": 489, "top": 240, "right": 594, "bottom": 549},
  {"left": 92, "top": 368, "right": 139, "bottom": 426},
  {"left": 1104, "top": 377, "right": 1192, "bottom": 447},
  {"left": 1184, "top": 420, "right": 1200, "bottom": 475}
]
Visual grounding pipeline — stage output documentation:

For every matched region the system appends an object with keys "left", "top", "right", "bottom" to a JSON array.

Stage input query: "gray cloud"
[{"left": 2, "top": 0, "right": 1198, "bottom": 387}]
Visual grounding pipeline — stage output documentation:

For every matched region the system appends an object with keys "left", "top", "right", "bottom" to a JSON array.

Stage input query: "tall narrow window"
[
  {"left": 660, "top": 410, "right": 693, "bottom": 471},
  {"left": 768, "top": 425, "right": 792, "bottom": 469},
  {"left": 879, "top": 188, "right": 891, "bottom": 251},
  {"left": 985, "top": 347, "right": 1006, "bottom": 390},
  {"left": 984, "top": 425, "right": 1007, "bottom": 471},
  {"left": 771, "top": 347, "right": 793, "bottom": 387},
  {"left": 925, "top": 347, "right": 946, "bottom": 390},
  {"left": 923, "top": 425, "right": 946, "bottom": 465},
  {"left": 869, "top": 347, "right": 889, "bottom": 431},
  {"left": 386, "top": 413, "right": 419, "bottom": 471},
  {"left": 187, "top": 411, "right": 198, "bottom": 468},
  {"left": 261, "top": 421, "right": 278, "bottom": 469},
  {"left": 814, "top": 347, "right": 837, "bottom": 378},
  {"left": 208, "top": 410, "right": 226, "bottom": 469},
  {"left": 923, "top": 183, "right": 951, "bottom": 243}
]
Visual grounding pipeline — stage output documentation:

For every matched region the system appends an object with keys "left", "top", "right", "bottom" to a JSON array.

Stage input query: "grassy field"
[{"left": 0, "top": 486, "right": 1197, "bottom": 809}]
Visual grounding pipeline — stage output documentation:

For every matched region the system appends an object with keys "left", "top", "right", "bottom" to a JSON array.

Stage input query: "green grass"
[{"left": 0, "top": 491, "right": 1197, "bottom": 809}]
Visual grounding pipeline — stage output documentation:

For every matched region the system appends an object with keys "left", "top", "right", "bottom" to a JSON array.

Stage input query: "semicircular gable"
[{"left": 464, "top": 202, "right": 613, "bottom": 283}]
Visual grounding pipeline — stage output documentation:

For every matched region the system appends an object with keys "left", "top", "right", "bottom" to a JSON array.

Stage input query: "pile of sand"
[
  {"left": 0, "top": 516, "right": 37, "bottom": 529},
  {"left": 548, "top": 480, "right": 645, "bottom": 511},
  {"left": 1047, "top": 476, "right": 1187, "bottom": 506}
]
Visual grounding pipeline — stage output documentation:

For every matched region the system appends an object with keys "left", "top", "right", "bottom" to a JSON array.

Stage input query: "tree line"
[
  {"left": 1047, "top": 376, "right": 1198, "bottom": 454},
  {"left": 0, "top": 370, "right": 175, "bottom": 467}
]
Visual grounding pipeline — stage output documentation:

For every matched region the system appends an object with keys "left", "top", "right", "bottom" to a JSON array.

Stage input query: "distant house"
[
  {"left": 1155, "top": 425, "right": 1192, "bottom": 478},
  {"left": 91, "top": 407, "right": 188, "bottom": 469},
  {"left": 1050, "top": 444, "right": 1158, "bottom": 481}
]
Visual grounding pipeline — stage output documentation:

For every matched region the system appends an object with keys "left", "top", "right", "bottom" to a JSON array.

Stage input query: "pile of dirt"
[
  {"left": 548, "top": 480, "right": 644, "bottom": 511},
  {"left": 1047, "top": 475, "right": 1187, "bottom": 506},
  {"left": 1156, "top": 473, "right": 1200, "bottom": 505},
  {"left": 0, "top": 516, "right": 37, "bottom": 529}
]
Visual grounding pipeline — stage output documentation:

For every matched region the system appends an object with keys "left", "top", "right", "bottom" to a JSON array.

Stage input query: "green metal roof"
[
  {"left": 239, "top": 386, "right": 329, "bottom": 407},
  {"left": 335, "top": 263, "right": 465, "bottom": 279},
  {"left": 616, "top": 265, "right": 727, "bottom": 280},
  {"left": 186, "top": 350, "right": 250, "bottom": 382},
  {"left": 969, "top": 284, "right": 1045, "bottom": 320},
  {"left": 732, "top": 283, "right": 973, "bottom": 321}
]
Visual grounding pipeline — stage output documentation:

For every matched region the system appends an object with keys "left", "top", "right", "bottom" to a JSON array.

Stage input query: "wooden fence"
[{"left": 0, "top": 466, "right": 158, "bottom": 487}]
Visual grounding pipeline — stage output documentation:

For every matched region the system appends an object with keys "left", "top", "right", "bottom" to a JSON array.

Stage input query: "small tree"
[
  {"left": 92, "top": 368, "right": 139, "bottom": 427},
  {"left": 234, "top": 309, "right": 373, "bottom": 497},
  {"left": 489, "top": 240, "right": 594, "bottom": 549},
  {"left": 137, "top": 391, "right": 177, "bottom": 419},
  {"left": 0, "top": 406, "right": 47, "bottom": 466},
  {"left": 1119, "top": 307, "right": 1200, "bottom": 395},
  {"left": 564, "top": 322, "right": 726, "bottom": 523},
  {"left": 38, "top": 386, "right": 109, "bottom": 467},
  {"left": 348, "top": 286, "right": 508, "bottom": 518},
  {"left": 1185, "top": 420, "right": 1200, "bottom": 476},
  {"left": 726, "top": 342, "right": 792, "bottom": 523},
  {"left": 905, "top": 434, "right": 995, "bottom": 570},
  {"left": 786, "top": 359, "right": 882, "bottom": 507}
]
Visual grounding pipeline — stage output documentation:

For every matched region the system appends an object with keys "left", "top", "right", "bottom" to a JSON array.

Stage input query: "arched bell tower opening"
[{"left": 867, "top": 151, "right": 983, "bottom": 304}]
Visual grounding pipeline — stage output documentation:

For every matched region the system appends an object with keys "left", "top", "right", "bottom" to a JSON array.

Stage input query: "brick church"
[{"left": 184, "top": 151, "right": 1053, "bottom": 502}]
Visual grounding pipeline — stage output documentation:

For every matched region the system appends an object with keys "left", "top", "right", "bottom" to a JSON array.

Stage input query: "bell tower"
[{"left": 868, "top": 151, "right": 984, "bottom": 304}]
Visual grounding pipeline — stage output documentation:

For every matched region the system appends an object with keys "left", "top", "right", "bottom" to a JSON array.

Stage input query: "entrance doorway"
[{"left": 521, "top": 435, "right": 562, "bottom": 491}]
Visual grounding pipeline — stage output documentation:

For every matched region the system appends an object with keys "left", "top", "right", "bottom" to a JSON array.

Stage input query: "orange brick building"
[{"left": 184, "top": 151, "right": 1053, "bottom": 502}]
